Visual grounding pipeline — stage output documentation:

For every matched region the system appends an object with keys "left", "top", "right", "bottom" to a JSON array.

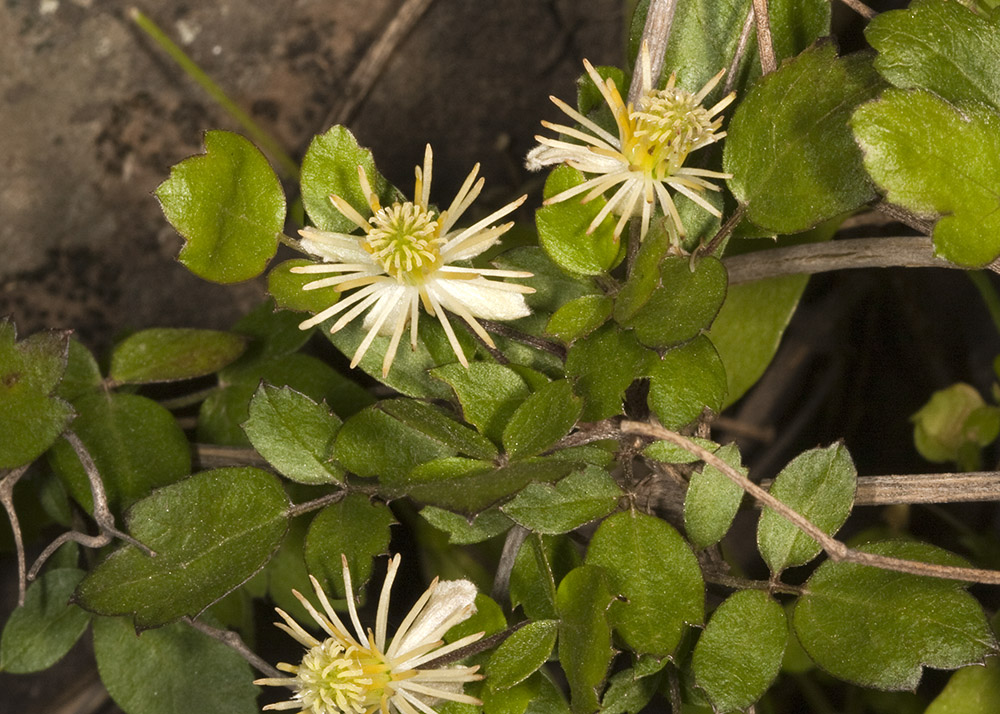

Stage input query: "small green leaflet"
[
  {"left": 502, "top": 466, "right": 622, "bottom": 534},
  {"left": 487, "top": 620, "right": 559, "bottom": 690},
  {"left": 109, "top": 328, "right": 247, "bottom": 384}
]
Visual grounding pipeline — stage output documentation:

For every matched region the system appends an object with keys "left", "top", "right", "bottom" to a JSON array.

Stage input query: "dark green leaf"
[
  {"left": 566, "top": 325, "right": 655, "bottom": 421},
  {"left": 586, "top": 511, "right": 704, "bottom": 656},
  {"left": 643, "top": 437, "right": 718, "bottom": 465},
  {"left": 793, "top": 540, "right": 996, "bottom": 690},
  {"left": 925, "top": 656, "right": 1000, "bottom": 714},
  {"left": 243, "top": 384, "right": 343, "bottom": 485},
  {"left": 536, "top": 166, "right": 621, "bottom": 276},
  {"left": 502, "top": 466, "right": 621, "bottom": 534},
  {"left": 492, "top": 246, "right": 596, "bottom": 315},
  {"left": 502, "top": 380, "right": 581, "bottom": 460},
  {"left": 481, "top": 671, "right": 569, "bottom": 714},
  {"left": 420, "top": 506, "right": 513, "bottom": 545},
  {"left": 56, "top": 338, "right": 102, "bottom": 401},
  {"left": 334, "top": 407, "right": 456, "bottom": 482},
  {"left": 448, "top": 593, "right": 508, "bottom": 644},
  {"left": 647, "top": 336, "right": 727, "bottom": 429},
  {"left": 156, "top": 131, "right": 285, "bottom": 283},
  {"left": 92, "top": 615, "right": 258, "bottom": 714},
  {"left": 261, "top": 515, "right": 315, "bottom": 625},
  {"left": 432, "top": 363, "right": 531, "bottom": 443},
  {"left": 867, "top": 0, "right": 1000, "bottom": 113},
  {"left": 556, "top": 565, "right": 614, "bottom": 714},
  {"left": 48, "top": 392, "right": 190, "bottom": 512},
  {"left": 76, "top": 467, "right": 288, "bottom": 628},
  {"left": 488, "top": 620, "right": 559, "bottom": 690},
  {"left": 300, "top": 125, "right": 400, "bottom": 232},
  {"left": 692, "top": 590, "right": 787, "bottom": 712},
  {"left": 0, "top": 322, "right": 74, "bottom": 469},
  {"left": 601, "top": 667, "right": 663, "bottom": 714},
  {"left": 724, "top": 43, "right": 883, "bottom": 232},
  {"left": 379, "top": 399, "right": 498, "bottom": 461},
  {"left": 510, "top": 534, "right": 581, "bottom": 621},
  {"left": 109, "top": 328, "right": 247, "bottom": 384},
  {"left": 304, "top": 493, "right": 395, "bottom": 598},
  {"left": 757, "top": 444, "right": 857, "bottom": 573},
  {"left": 233, "top": 300, "right": 313, "bottom": 362},
  {"left": 684, "top": 443, "right": 746, "bottom": 549},
  {"left": 267, "top": 258, "right": 342, "bottom": 314},
  {"left": 852, "top": 89, "right": 1000, "bottom": 267},
  {"left": 0, "top": 569, "right": 89, "bottom": 673},
  {"left": 545, "top": 294, "right": 613, "bottom": 344}
]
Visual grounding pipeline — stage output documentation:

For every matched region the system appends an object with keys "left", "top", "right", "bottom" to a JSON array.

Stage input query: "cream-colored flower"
[
  {"left": 526, "top": 45, "right": 735, "bottom": 245},
  {"left": 293, "top": 145, "right": 534, "bottom": 375},
  {"left": 256, "top": 554, "right": 484, "bottom": 714}
]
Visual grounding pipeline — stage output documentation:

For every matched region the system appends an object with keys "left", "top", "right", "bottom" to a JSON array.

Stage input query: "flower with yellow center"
[
  {"left": 292, "top": 145, "right": 534, "bottom": 375},
  {"left": 526, "top": 45, "right": 735, "bottom": 246},
  {"left": 256, "top": 554, "right": 485, "bottom": 714}
]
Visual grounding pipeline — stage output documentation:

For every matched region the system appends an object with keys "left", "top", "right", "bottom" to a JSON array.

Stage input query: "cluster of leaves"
[{"left": 4, "top": 1, "right": 1000, "bottom": 713}]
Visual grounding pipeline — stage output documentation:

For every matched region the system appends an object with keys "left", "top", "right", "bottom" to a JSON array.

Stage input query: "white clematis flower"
[
  {"left": 292, "top": 146, "right": 534, "bottom": 375},
  {"left": 255, "top": 554, "right": 484, "bottom": 714},
  {"left": 526, "top": 44, "right": 735, "bottom": 246}
]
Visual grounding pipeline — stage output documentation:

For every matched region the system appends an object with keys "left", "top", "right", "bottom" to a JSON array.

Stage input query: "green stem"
[
  {"left": 129, "top": 8, "right": 300, "bottom": 179},
  {"left": 968, "top": 271, "right": 1000, "bottom": 336}
]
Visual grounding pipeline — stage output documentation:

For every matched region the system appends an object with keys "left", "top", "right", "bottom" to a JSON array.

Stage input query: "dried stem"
[
  {"left": 193, "top": 444, "right": 271, "bottom": 470},
  {"left": 286, "top": 490, "right": 347, "bottom": 519},
  {"left": 478, "top": 320, "right": 567, "bottom": 359},
  {"left": 1, "top": 465, "right": 31, "bottom": 606},
  {"left": 849, "top": 472, "right": 1000, "bottom": 506},
  {"left": 619, "top": 420, "right": 1000, "bottom": 585},
  {"left": 702, "top": 569, "right": 803, "bottom": 596},
  {"left": 724, "top": 7, "right": 756, "bottom": 96},
  {"left": 423, "top": 620, "right": 529, "bottom": 668},
  {"left": 700, "top": 203, "right": 746, "bottom": 258},
  {"left": 839, "top": 0, "right": 877, "bottom": 20},
  {"left": 185, "top": 617, "right": 282, "bottom": 678},
  {"left": 628, "top": 0, "right": 680, "bottom": 106},
  {"left": 751, "top": 0, "right": 777, "bottom": 75}
]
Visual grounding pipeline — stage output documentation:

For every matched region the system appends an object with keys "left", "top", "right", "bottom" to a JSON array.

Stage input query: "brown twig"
[
  {"left": 850, "top": 472, "right": 1000, "bottom": 506},
  {"left": 478, "top": 319, "right": 567, "bottom": 360},
  {"left": 700, "top": 203, "right": 746, "bottom": 258},
  {"left": 286, "top": 490, "right": 347, "bottom": 519},
  {"left": 702, "top": 569, "right": 804, "bottom": 596},
  {"left": 185, "top": 617, "right": 282, "bottom": 678},
  {"left": 839, "top": 0, "right": 877, "bottom": 20},
  {"left": 619, "top": 420, "right": 1000, "bottom": 585},
  {"left": 751, "top": 0, "right": 777, "bottom": 75},
  {"left": 724, "top": 7, "right": 756, "bottom": 96},
  {"left": 1, "top": 465, "right": 31, "bottom": 605},
  {"left": 628, "top": 0, "right": 680, "bottom": 105},
  {"left": 193, "top": 443, "right": 271, "bottom": 470},
  {"left": 422, "top": 620, "right": 529, "bottom": 668}
]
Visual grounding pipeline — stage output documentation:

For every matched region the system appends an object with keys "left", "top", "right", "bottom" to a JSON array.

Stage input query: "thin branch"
[
  {"left": 493, "top": 525, "right": 529, "bottom": 604},
  {"left": 323, "top": 0, "right": 436, "bottom": 128},
  {"left": 628, "top": 0, "right": 680, "bottom": 106},
  {"left": 838, "top": 0, "right": 877, "bottom": 20},
  {"left": 849, "top": 472, "right": 1000, "bottom": 506},
  {"left": 619, "top": 420, "right": 1000, "bottom": 585},
  {"left": 1, "top": 465, "right": 31, "bottom": 606},
  {"left": 723, "top": 236, "right": 1000, "bottom": 285},
  {"left": 751, "top": 0, "right": 777, "bottom": 75},
  {"left": 700, "top": 203, "right": 746, "bottom": 258},
  {"left": 702, "top": 569, "right": 803, "bottom": 596},
  {"left": 422, "top": 620, "right": 529, "bottom": 668},
  {"left": 478, "top": 320, "right": 567, "bottom": 360},
  {"left": 875, "top": 201, "right": 934, "bottom": 234},
  {"left": 185, "top": 617, "right": 282, "bottom": 678},
  {"left": 193, "top": 444, "right": 271, "bottom": 470},
  {"left": 547, "top": 422, "right": 627, "bottom": 453},
  {"left": 286, "top": 490, "right": 347, "bottom": 519},
  {"left": 724, "top": 7, "right": 756, "bottom": 96}
]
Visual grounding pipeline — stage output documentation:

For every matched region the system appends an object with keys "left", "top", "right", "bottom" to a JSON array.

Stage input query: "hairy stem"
[
  {"left": 1, "top": 465, "right": 31, "bottom": 606},
  {"left": 185, "top": 617, "right": 282, "bottom": 678},
  {"left": 751, "top": 0, "right": 777, "bottom": 75}
]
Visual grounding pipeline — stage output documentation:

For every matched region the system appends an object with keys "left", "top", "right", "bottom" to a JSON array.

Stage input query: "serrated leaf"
[
  {"left": 724, "top": 43, "right": 883, "bottom": 232},
  {"left": 556, "top": 565, "right": 614, "bottom": 714},
  {"left": 156, "top": 131, "right": 285, "bottom": 283},
  {"left": 757, "top": 444, "right": 857, "bottom": 573},
  {"left": 488, "top": 620, "right": 559, "bottom": 690},
  {"left": 867, "top": 0, "right": 1000, "bottom": 113},
  {"left": 502, "top": 466, "right": 621, "bottom": 534},
  {"left": 925, "top": 656, "right": 1000, "bottom": 714},
  {"left": 76, "top": 467, "right": 288, "bottom": 628},
  {"left": 545, "top": 294, "right": 613, "bottom": 344},
  {"left": 379, "top": 399, "right": 498, "bottom": 461},
  {"left": 109, "top": 328, "right": 247, "bottom": 384},
  {"left": 420, "top": 506, "right": 513, "bottom": 545},
  {"left": 536, "top": 166, "right": 621, "bottom": 276},
  {"left": 586, "top": 511, "right": 704, "bottom": 656},
  {"left": 48, "top": 392, "right": 191, "bottom": 512},
  {"left": 0, "top": 569, "right": 90, "bottom": 673},
  {"left": 300, "top": 125, "right": 400, "bottom": 232},
  {"left": 566, "top": 325, "right": 655, "bottom": 421},
  {"left": 243, "top": 384, "right": 343, "bottom": 485},
  {"left": 692, "top": 590, "right": 787, "bottom": 712},
  {"left": 502, "top": 380, "right": 581, "bottom": 460},
  {"left": 647, "top": 336, "right": 727, "bottom": 429},
  {"left": 0, "top": 322, "right": 74, "bottom": 469},
  {"left": 92, "top": 615, "right": 258, "bottom": 714},
  {"left": 852, "top": 89, "right": 1000, "bottom": 267},
  {"left": 267, "top": 258, "right": 342, "bottom": 314},
  {"left": 684, "top": 443, "right": 746, "bottom": 549},
  {"left": 304, "top": 493, "right": 395, "bottom": 598},
  {"left": 334, "top": 407, "right": 456, "bottom": 482},
  {"left": 432, "top": 363, "right": 531, "bottom": 443},
  {"left": 793, "top": 540, "right": 997, "bottom": 690}
]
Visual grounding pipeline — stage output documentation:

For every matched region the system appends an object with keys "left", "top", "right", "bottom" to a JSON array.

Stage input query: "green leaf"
[
  {"left": 420, "top": 506, "right": 513, "bottom": 545},
  {"left": 492, "top": 246, "right": 596, "bottom": 315},
  {"left": 647, "top": 336, "right": 727, "bottom": 429},
  {"left": 724, "top": 43, "right": 883, "bottom": 232},
  {"left": 536, "top": 166, "right": 621, "bottom": 276},
  {"left": 867, "top": 0, "right": 1000, "bottom": 113},
  {"left": 684, "top": 443, "right": 746, "bottom": 549},
  {"left": 556, "top": 565, "right": 614, "bottom": 714},
  {"left": 92, "top": 615, "right": 258, "bottom": 714},
  {"left": 304, "top": 493, "right": 395, "bottom": 598},
  {"left": 692, "top": 590, "right": 787, "bottom": 712},
  {"left": 925, "top": 656, "right": 1000, "bottom": 714},
  {"left": 243, "top": 384, "right": 343, "bottom": 485},
  {"left": 502, "top": 466, "right": 621, "bottom": 534},
  {"left": 616, "top": 256, "right": 728, "bottom": 349},
  {"left": 379, "top": 399, "right": 498, "bottom": 461},
  {"left": 757, "top": 443, "right": 857, "bottom": 573},
  {"left": 432, "top": 363, "right": 531, "bottom": 444},
  {"left": 566, "top": 325, "right": 656, "bottom": 421},
  {"left": 448, "top": 592, "right": 508, "bottom": 644},
  {"left": 643, "top": 436, "right": 719, "bottom": 464},
  {"left": 586, "top": 511, "right": 704, "bottom": 656},
  {"left": 488, "top": 620, "right": 559, "bottom": 690},
  {"left": 109, "top": 328, "right": 247, "bottom": 384},
  {"left": 267, "top": 258, "right": 343, "bottom": 314},
  {"left": 0, "top": 569, "right": 90, "bottom": 673},
  {"left": 48, "top": 392, "right": 191, "bottom": 512},
  {"left": 156, "top": 131, "right": 285, "bottom": 283},
  {"left": 502, "top": 380, "right": 581, "bottom": 460},
  {"left": 510, "top": 534, "right": 581, "bottom": 621},
  {"left": 793, "top": 540, "right": 997, "bottom": 690},
  {"left": 0, "top": 322, "right": 74, "bottom": 469},
  {"left": 76, "top": 467, "right": 288, "bottom": 628},
  {"left": 233, "top": 300, "right": 314, "bottom": 362},
  {"left": 852, "top": 89, "right": 1000, "bottom": 267},
  {"left": 56, "top": 338, "right": 102, "bottom": 401},
  {"left": 912, "top": 383, "right": 999, "bottom": 468},
  {"left": 334, "top": 407, "right": 456, "bottom": 482},
  {"left": 300, "top": 125, "right": 400, "bottom": 233},
  {"left": 481, "top": 671, "right": 569, "bottom": 714},
  {"left": 601, "top": 667, "right": 663, "bottom": 714},
  {"left": 545, "top": 294, "right": 613, "bottom": 344}
]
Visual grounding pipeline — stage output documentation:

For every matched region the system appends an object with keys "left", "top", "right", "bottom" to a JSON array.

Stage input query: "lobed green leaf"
[
  {"left": 432, "top": 363, "right": 531, "bottom": 444},
  {"left": 502, "top": 380, "right": 582, "bottom": 460}
]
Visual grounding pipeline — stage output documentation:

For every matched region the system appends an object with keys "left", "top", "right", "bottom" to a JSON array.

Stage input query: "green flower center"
[
  {"left": 363, "top": 202, "right": 445, "bottom": 282},
  {"left": 626, "top": 88, "right": 719, "bottom": 177},
  {"left": 295, "top": 639, "right": 394, "bottom": 714}
]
